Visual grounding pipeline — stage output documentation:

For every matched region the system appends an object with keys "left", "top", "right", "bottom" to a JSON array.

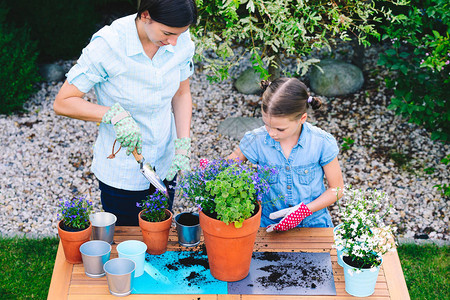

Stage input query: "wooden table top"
[{"left": 47, "top": 226, "right": 410, "bottom": 299}]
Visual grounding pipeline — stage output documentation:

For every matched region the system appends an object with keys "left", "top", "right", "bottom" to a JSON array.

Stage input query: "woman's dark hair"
[
  {"left": 137, "top": 0, "right": 198, "bottom": 27},
  {"left": 260, "top": 78, "right": 322, "bottom": 120}
]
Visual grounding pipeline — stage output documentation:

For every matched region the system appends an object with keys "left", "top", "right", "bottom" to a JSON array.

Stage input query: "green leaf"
[
  {"left": 234, "top": 221, "right": 243, "bottom": 228},
  {"left": 400, "top": 65, "right": 409, "bottom": 75},
  {"left": 385, "top": 49, "right": 397, "bottom": 56}
]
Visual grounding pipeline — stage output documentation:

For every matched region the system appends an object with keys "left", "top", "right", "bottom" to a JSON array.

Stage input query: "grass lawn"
[
  {"left": 0, "top": 237, "right": 59, "bottom": 300},
  {"left": 397, "top": 243, "right": 450, "bottom": 300},
  {"left": 0, "top": 237, "right": 448, "bottom": 299}
]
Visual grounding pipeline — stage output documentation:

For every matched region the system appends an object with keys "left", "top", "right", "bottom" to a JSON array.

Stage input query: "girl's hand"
[{"left": 266, "top": 202, "right": 312, "bottom": 232}]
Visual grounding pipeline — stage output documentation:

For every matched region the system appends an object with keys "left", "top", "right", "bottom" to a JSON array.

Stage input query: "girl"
[
  {"left": 54, "top": 0, "right": 197, "bottom": 225},
  {"left": 228, "top": 78, "right": 344, "bottom": 231}
]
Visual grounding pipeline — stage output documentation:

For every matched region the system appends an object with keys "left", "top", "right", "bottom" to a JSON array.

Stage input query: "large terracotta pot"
[
  {"left": 139, "top": 210, "right": 172, "bottom": 255},
  {"left": 200, "top": 204, "right": 261, "bottom": 282},
  {"left": 57, "top": 220, "right": 92, "bottom": 264}
]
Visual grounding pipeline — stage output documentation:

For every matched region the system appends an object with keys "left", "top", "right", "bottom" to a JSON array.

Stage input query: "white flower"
[
  {"left": 347, "top": 269, "right": 354, "bottom": 276},
  {"left": 370, "top": 266, "right": 378, "bottom": 272}
]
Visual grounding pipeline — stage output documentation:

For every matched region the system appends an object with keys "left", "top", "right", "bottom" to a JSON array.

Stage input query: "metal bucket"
[
  {"left": 174, "top": 212, "right": 201, "bottom": 247},
  {"left": 116, "top": 240, "right": 147, "bottom": 277},
  {"left": 90, "top": 212, "right": 117, "bottom": 244},
  {"left": 103, "top": 258, "right": 136, "bottom": 297},
  {"left": 80, "top": 240, "right": 111, "bottom": 278}
]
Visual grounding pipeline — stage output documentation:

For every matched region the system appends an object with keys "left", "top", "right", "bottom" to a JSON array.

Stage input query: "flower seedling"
[
  {"left": 334, "top": 186, "right": 397, "bottom": 269},
  {"left": 58, "top": 196, "right": 93, "bottom": 230},
  {"left": 137, "top": 190, "right": 169, "bottom": 222}
]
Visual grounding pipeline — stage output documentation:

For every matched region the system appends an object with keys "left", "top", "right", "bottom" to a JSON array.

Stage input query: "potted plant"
[
  {"left": 177, "top": 158, "right": 275, "bottom": 281},
  {"left": 57, "top": 195, "right": 93, "bottom": 264},
  {"left": 333, "top": 186, "right": 397, "bottom": 297},
  {"left": 137, "top": 191, "right": 172, "bottom": 255}
]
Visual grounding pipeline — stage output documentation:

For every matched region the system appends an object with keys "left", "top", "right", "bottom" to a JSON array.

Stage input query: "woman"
[{"left": 54, "top": 0, "right": 197, "bottom": 225}]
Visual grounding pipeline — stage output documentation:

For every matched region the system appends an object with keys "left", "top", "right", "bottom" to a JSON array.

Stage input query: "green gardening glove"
[
  {"left": 166, "top": 137, "right": 191, "bottom": 181},
  {"left": 102, "top": 103, "right": 142, "bottom": 155}
]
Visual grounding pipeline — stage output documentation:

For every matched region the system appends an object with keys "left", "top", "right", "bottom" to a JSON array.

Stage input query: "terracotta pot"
[
  {"left": 200, "top": 204, "right": 261, "bottom": 282},
  {"left": 57, "top": 220, "right": 92, "bottom": 264},
  {"left": 139, "top": 210, "right": 173, "bottom": 255}
]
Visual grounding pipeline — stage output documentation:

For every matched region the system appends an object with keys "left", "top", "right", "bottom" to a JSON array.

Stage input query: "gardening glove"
[
  {"left": 166, "top": 137, "right": 191, "bottom": 181},
  {"left": 266, "top": 202, "right": 313, "bottom": 232},
  {"left": 102, "top": 103, "right": 142, "bottom": 155}
]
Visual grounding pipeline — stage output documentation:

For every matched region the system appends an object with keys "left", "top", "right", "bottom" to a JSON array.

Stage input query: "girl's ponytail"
[
  {"left": 260, "top": 80, "right": 271, "bottom": 92},
  {"left": 307, "top": 96, "right": 322, "bottom": 110}
]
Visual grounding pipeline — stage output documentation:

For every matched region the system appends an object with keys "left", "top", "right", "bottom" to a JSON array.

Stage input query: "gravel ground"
[{"left": 0, "top": 43, "right": 448, "bottom": 242}]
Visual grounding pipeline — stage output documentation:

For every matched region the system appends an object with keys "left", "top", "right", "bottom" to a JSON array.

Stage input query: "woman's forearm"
[
  {"left": 171, "top": 79, "right": 192, "bottom": 138},
  {"left": 54, "top": 80, "right": 109, "bottom": 122}
]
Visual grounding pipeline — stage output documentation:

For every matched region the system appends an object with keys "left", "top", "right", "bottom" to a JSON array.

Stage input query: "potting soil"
[
  {"left": 132, "top": 251, "right": 335, "bottom": 295},
  {"left": 228, "top": 252, "right": 336, "bottom": 295}
]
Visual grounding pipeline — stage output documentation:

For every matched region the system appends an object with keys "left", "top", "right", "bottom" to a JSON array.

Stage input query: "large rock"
[
  {"left": 218, "top": 117, "right": 263, "bottom": 141},
  {"left": 309, "top": 59, "right": 364, "bottom": 97},
  {"left": 234, "top": 68, "right": 263, "bottom": 95},
  {"left": 39, "top": 64, "right": 65, "bottom": 82}
]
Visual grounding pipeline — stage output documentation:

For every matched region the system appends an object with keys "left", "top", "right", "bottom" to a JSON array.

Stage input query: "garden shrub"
[
  {"left": 3, "top": 0, "right": 100, "bottom": 62},
  {"left": 192, "top": 0, "right": 408, "bottom": 81},
  {"left": 0, "top": 4, "right": 40, "bottom": 114},
  {"left": 378, "top": 0, "right": 450, "bottom": 143}
]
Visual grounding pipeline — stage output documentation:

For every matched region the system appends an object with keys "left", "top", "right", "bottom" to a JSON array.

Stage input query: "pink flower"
[{"left": 199, "top": 158, "right": 209, "bottom": 170}]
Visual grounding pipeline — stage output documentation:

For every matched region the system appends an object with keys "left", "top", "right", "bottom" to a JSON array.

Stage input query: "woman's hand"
[
  {"left": 102, "top": 103, "right": 142, "bottom": 155},
  {"left": 166, "top": 137, "right": 191, "bottom": 180}
]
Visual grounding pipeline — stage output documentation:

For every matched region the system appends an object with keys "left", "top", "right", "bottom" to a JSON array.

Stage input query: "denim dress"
[{"left": 239, "top": 122, "right": 339, "bottom": 228}]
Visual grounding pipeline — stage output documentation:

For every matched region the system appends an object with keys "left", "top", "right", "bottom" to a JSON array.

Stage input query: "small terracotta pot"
[
  {"left": 139, "top": 210, "right": 173, "bottom": 255},
  {"left": 200, "top": 204, "right": 261, "bottom": 282},
  {"left": 57, "top": 220, "right": 92, "bottom": 264}
]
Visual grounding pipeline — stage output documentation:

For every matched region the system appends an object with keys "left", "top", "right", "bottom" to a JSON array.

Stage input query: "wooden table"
[{"left": 48, "top": 227, "right": 410, "bottom": 299}]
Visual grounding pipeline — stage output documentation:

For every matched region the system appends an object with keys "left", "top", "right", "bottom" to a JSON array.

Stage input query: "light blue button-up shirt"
[
  {"left": 239, "top": 122, "right": 339, "bottom": 227},
  {"left": 66, "top": 14, "right": 195, "bottom": 190}
]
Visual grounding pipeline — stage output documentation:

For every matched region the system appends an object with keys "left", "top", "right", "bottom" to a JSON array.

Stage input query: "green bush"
[
  {"left": 3, "top": 0, "right": 101, "bottom": 62},
  {"left": 192, "top": 0, "right": 408, "bottom": 81},
  {"left": 0, "top": 5, "right": 40, "bottom": 115},
  {"left": 378, "top": 0, "right": 450, "bottom": 143}
]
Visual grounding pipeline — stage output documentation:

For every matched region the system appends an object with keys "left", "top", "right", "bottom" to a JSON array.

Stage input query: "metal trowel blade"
[{"left": 141, "top": 163, "right": 169, "bottom": 196}]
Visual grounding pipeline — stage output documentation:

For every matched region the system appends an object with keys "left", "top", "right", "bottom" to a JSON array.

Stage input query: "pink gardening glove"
[{"left": 266, "top": 202, "right": 313, "bottom": 232}]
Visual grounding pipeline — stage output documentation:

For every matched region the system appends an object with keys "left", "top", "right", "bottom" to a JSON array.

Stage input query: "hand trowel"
[{"left": 132, "top": 149, "right": 169, "bottom": 197}]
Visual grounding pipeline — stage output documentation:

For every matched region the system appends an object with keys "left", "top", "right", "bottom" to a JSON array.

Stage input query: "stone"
[
  {"left": 39, "top": 63, "right": 65, "bottom": 82},
  {"left": 234, "top": 67, "right": 263, "bottom": 95},
  {"left": 309, "top": 59, "right": 364, "bottom": 97},
  {"left": 414, "top": 233, "right": 429, "bottom": 240},
  {"left": 217, "top": 117, "right": 263, "bottom": 141}
]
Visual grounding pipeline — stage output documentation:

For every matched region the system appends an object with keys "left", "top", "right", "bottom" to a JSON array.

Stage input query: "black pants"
[{"left": 98, "top": 177, "right": 176, "bottom": 226}]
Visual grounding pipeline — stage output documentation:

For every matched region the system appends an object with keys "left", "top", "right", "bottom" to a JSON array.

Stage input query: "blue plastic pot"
[
  {"left": 333, "top": 223, "right": 347, "bottom": 267},
  {"left": 342, "top": 256, "right": 382, "bottom": 297}
]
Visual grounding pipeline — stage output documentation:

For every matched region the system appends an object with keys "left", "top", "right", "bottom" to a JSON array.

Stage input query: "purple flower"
[{"left": 58, "top": 195, "right": 93, "bottom": 229}]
